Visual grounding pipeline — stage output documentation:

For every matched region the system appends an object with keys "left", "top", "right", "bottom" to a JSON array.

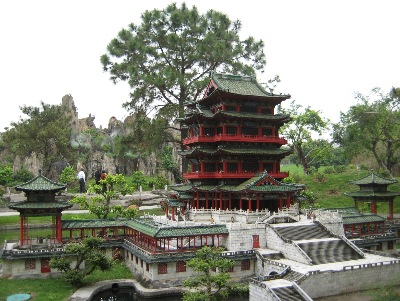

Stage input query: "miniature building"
[
  {"left": 168, "top": 72, "right": 304, "bottom": 217},
  {"left": 344, "top": 172, "right": 400, "bottom": 220},
  {"left": 2, "top": 170, "right": 71, "bottom": 276}
]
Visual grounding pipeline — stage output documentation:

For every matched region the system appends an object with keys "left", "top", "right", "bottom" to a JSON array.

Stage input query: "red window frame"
[
  {"left": 158, "top": 263, "right": 168, "bottom": 274},
  {"left": 25, "top": 259, "right": 36, "bottom": 270},
  {"left": 241, "top": 259, "right": 250, "bottom": 271},
  {"left": 176, "top": 261, "right": 186, "bottom": 273}
]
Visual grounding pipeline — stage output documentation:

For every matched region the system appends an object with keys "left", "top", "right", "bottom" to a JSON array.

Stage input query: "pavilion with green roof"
[
  {"left": 168, "top": 72, "right": 303, "bottom": 218},
  {"left": 9, "top": 170, "right": 71, "bottom": 246},
  {"left": 344, "top": 172, "right": 400, "bottom": 220}
]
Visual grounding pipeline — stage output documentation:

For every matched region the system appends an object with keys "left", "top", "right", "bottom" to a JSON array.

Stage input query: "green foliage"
[
  {"left": 2, "top": 101, "right": 74, "bottom": 176},
  {"left": 131, "top": 171, "right": 146, "bottom": 190},
  {"left": 333, "top": 87, "right": 400, "bottom": 175},
  {"left": 50, "top": 237, "right": 113, "bottom": 287},
  {"left": 0, "top": 164, "right": 13, "bottom": 186},
  {"left": 154, "top": 175, "right": 169, "bottom": 189},
  {"left": 12, "top": 168, "right": 33, "bottom": 184},
  {"left": 183, "top": 246, "right": 248, "bottom": 301},
  {"left": 71, "top": 174, "right": 137, "bottom": 219},
  {"left": 278, "top": 101, "right": 330, "bottom": 174},
  {"left": 60, "top": 166, "right": 77, "bottom": 186},
  {"left": 161, "top": 145, "right": 181, "bottom": 183},
  {"left": 101, "top": 2, "right": 266, "bottom": 123}
]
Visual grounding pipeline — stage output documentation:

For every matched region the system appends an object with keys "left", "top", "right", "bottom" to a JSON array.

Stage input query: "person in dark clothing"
[
  {"left": 100, "top": 170, "right": 107, "bottom": 192},
  {"left": 94, "top": 168, "right": 102, "bottom": 185}
]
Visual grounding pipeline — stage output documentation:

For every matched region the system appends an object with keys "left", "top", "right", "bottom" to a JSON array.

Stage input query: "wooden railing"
[
  {"left": 183, "top": 134, "right": 287, "bottom": 145},
  {"left": 183, "top": 171, "right": 289, "bottom": 179}
]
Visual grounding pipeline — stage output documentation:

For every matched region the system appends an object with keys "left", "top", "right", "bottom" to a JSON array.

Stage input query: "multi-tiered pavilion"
[
  {"left": 168, "top": 72, "right": 304, "bottom": 217},
  {"left": 8, "top": 170, "right": 72, "bottom": 246}
]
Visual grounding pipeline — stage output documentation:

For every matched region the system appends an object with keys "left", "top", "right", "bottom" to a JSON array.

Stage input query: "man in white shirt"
[{"left": 77, "top": 168, "right": 86, "bottom": 193}]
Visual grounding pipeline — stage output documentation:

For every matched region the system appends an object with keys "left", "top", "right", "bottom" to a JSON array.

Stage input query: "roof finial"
[{"left": 39, "top": 169, "right": 42, "bottom": 176}]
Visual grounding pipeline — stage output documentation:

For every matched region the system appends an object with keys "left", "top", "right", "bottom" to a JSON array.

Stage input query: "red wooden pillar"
[
  {"left": 389, "top": 200, "right": 394, "bottom": 220},
  {"left": 219, "top": 192, "right": 223, "bottom": 210},
  {"left": 56, "top": 214, "right": 62, "bottom": 242},
  {"left": 20, "top": 215, "right": 25, "bottom": 245},
  {"left": 286, "top": 196, "right": 290, "bottom": 208},
  {"left": 199, "top": 126, "right": 203, "bottom": 136},
  {"left": 370, "top": 201, "right": 377, "bottom": 214},
  {"left": 222, "top": 124, "right": 226, "bottom": 135},
  {"left": 256, "top": 196, "right": 260, "bottom": 211},
  {"left": 196, "top": 191, "right": 200, "bottom": 208},
  {"left": 248, "top": 198, "right": 252, "bottom": 211},
  {"left": 279, "top": 196, "right": 283, "bottom": 210},
  {"left": 81, "top": 229, "right": 85, "bottom": 240},
  {"left": 239, "top": 197, "right": 243, "bottom": 210},
  {"left": 206, "top": 192, "right": 209, "bottom": 209},
  {"left": 229, "top": 193, "right": 232, "bottom": 210}
]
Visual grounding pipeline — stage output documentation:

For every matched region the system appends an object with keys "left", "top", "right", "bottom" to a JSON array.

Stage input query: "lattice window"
[
  {"left": 388, "top": 241, "right": 394, "bottom": 250},
  {"left": 176, "top": 261, "right": 186, "bottom": 273},
  {"left": 242, "top": 162, "right": 258, "bottom": 172},
  {"left": 227, "top": 162, "right": 238, "bottom": 172},
  {"left": 242, "top": 127, "right": 258, "bottom": 136},
  {"left": 158, "top": 263, "right": 168, "bottom": 274},
  {"left": 262, "top": 128, "right": 273, "bottom": 136},
  {"left": 226, "top": 126, "right": 237, "bottom": 135},
  {"left": 204, "top": 163, "right": 216, "bottom": 172},
  {"left": 25, "top": 259, "right": 36, "bottom": 269},
  {"left": 263, "top": 163, "right": 273, "bottom": 173},
  {"left": 241, "top": 260, "right": 250, "bottom": 271}
]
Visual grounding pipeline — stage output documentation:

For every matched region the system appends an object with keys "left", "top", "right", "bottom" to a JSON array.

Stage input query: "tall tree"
[
  {"left": 332, "top": 88, "right": 400, "bottom": 175},
  {"left": 278, "top": 101, "right": 330, "bottom": 174},
  {"left": 101, "top": 2, "right": 266, "bottom": 125},
  {"left": 2, "top": 101, "right": 73, "bottom": 176}
]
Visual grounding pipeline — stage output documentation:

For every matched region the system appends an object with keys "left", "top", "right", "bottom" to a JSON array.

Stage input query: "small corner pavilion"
[
  {"left": 9, "top": 170, "right": 72, "bottom": 245},
  {"left": 344, "top": 172, "right": 400, "bottom": 220}
]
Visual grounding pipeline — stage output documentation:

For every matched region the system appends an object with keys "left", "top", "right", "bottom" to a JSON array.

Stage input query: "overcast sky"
[{"left": 1, "top": 0, "right": 399, "bottom": 132}]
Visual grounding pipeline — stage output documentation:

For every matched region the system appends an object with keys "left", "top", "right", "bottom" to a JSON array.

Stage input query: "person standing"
[
  {"left": 94, "top": 168, "right": 102, "bottom": 185},
  {"left": 77, "top": 168, "right": 86, "bottom": 193}
]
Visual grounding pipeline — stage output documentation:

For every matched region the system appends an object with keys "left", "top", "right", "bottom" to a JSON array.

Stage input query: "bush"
[
  {"left": 0, "top": 165, "right": 13, "bottom": 186},
  {"left": 324, "top": 166, "right": 335, "bottom": 174},
  {"left": 334, "top": 165, "right": 347, "bottom": 173},
  {"left": 13, "top": 169, "right": 34, "bottom": 184},
  {"left": 315, "top": 172, "right": 326, "bottom": 182}
]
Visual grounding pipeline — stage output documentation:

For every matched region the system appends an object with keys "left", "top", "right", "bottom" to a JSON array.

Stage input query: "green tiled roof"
[
  {"left": 15, "top": 171, "right": 66, "bottom": 192},
  {"left": 169, "top": 184, "right": 193, "bottom": 192},
  {"left": 9, "top": 201, "right": 73, "bottom": 210},
  {"left": 182, "top": 107, "right": 290, "bottom": 123},
  {"left": 210, "top": 73, "right": 289, "bottom": 99},
  {"left": 349, "top": 172, "right": 397, "bottom": 185},
  {"left": 344, "top": 191, "right": 400, "bottom": 198},
  {"left": 179, "top": 147, "right": 291, "bottom": 157},
  {"left": 62, "top": 218, "right": 229, "bottom": 238},
  {"left": 342, "top": 214, "right": 386, "bottom": 225}
]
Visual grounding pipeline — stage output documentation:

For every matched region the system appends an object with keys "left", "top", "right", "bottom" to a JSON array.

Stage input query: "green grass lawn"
[{"left": 0, "top": 261, "right": 132, "bottom": 301}]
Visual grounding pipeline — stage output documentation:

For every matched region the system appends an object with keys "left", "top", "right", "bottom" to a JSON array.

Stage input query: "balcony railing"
[
  {"left": 183, "top": 171, "right": 289, "bottom": 179},
  {"left": 182, "top": 134, "right": 287, "bottom": 145}
]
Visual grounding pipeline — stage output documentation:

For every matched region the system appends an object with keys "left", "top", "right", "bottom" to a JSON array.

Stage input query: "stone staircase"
[
  {"left": 282, "top": 270, "right": 303, "bottom": 282},
  {"left": 272, "top": 286, "right": 308, "bottom": 301},
  {"left": 274, "top": 224, "right": 332, "bottom": 241},
  {"left": 296, "top": 239, "right": 362, "bottom": 265}
]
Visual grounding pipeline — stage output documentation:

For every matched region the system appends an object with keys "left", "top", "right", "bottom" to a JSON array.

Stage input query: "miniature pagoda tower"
[
  {"left": 9, "top": 170, "right": 71, "bottom": 246},
  {"left": 345, "top": 172, "right": 400, "bottom": 220},
  {"left": 170, "top": 73, "right": 303, "bottom": 215}
]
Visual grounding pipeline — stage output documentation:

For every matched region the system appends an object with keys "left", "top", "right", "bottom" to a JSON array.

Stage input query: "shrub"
[
  {"left": 0, "top": 165, "right": 13, "bottom": 186},
  {"left": 334, "top": 165, "right": 347, "bottom": 173},
  {"left": 324, "top": 166, "right": 335, "bottom": 174},
  {"left": 13, "top": 169, "right": 34, "bottom": 184}
]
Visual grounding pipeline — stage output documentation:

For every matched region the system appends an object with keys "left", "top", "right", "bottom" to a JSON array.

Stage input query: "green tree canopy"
[
  {"left": 50, "top": 237, "right": 113, "bottom": 286},
  {"left": 332, "top": 88, "right": 400, "bottom": 175},
  {"left": 101, "top": 2, "right": 266, "bottom": 122},
  {"left": 183, "top": 246, "right": 248, "bottom": 301},
  {"left": 2, "top": 101, "right": 73, "bottom": 176},
  {"left": 278, "top": 101, "right": 330, "bottom": 174},
  {"left": 71, "top": 174, "right": 137, "bottom": 219}
]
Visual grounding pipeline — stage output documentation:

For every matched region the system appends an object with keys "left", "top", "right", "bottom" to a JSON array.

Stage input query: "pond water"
[{"left": 90, "top": 287, "right": 249, "bottom": 301}]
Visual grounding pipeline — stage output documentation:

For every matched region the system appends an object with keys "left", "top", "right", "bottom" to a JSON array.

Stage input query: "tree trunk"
[{"left": 295, "top": 143, "right": 311, "bottom": 174}]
